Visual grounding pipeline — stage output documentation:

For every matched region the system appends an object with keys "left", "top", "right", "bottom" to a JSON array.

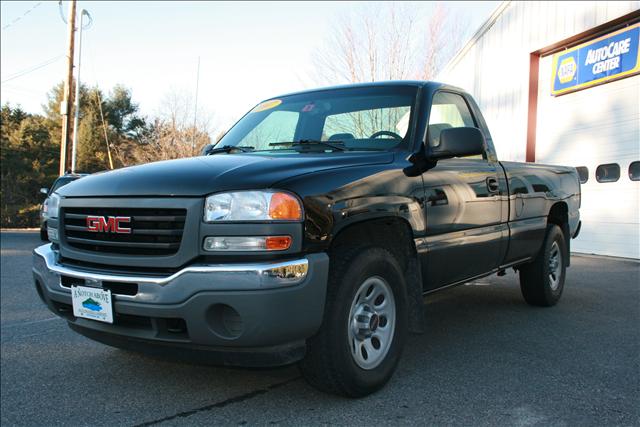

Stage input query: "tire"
[
  {"left": 300, "top": 246, "right": 408, "bottom": 397},
  {"left": 40, "top": 227, "right": 48, "bottom": 241},
  {"left": 519, "top": 224, "right": 567, "bottom": 306}
]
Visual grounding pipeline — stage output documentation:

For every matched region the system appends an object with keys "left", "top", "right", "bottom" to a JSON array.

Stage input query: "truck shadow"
[
  {"left": 93, "top": 272, "right": 548, "bottom": 396},
  {"left": 69, "top": 254, "right": 637, "bottom": 413}
]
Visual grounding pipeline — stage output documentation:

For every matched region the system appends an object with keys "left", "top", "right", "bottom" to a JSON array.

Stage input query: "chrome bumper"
[
  {"left": 32, "top": 244, "right": 330, "bottom": 349},
  {"left": 33, "top": 244, "right": 315, "bottom": 304}
]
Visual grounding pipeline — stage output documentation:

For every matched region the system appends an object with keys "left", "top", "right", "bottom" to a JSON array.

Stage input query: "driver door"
[{"left": 420, "top": 91, "right": 505, "bottom": 290}]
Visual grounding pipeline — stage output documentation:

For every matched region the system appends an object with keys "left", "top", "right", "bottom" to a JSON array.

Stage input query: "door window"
[{"left": 428, "top": 92, "right": 482, "bottom": 159}]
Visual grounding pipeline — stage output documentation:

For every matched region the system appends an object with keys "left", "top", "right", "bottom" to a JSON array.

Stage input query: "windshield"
[
  {"left": 217, "top": 86, "right": 418, "bottom": 153},
  {"left": 51, "top": 177, "right": 79, "bottom": 193}
]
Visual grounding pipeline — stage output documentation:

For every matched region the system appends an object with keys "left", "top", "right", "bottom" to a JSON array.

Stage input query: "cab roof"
[{"left": 272, "top": 80, "right": 452, "bottom": 99}]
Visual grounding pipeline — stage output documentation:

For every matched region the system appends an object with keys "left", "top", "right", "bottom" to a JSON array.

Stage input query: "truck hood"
[{"left": 58, "top": 152, "right": 395, "bottom": 197}]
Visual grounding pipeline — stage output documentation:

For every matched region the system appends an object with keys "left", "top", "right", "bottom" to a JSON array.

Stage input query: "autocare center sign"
[{"left": 552, "top": 23, "right": 640, "bottom": 96}]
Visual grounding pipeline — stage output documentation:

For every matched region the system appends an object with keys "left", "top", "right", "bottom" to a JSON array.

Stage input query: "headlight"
[
  {"left": 47, "top": 193, "right": 61, "bottom": 219},
  {"left": 204, "top": 191, "right": 302, "bottom": 222}
]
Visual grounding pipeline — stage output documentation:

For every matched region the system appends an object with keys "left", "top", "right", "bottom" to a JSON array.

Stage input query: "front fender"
[
  {"left": 275, "top": 159, "right": 426, "bottom": 252},
  {"left": 330, "top": 195, "right": 425, "bottom": 237}
]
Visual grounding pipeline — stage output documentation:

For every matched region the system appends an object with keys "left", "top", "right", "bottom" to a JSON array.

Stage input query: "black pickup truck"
[{"left": 33, "top": 81, "right": 581, "bottom": 397}]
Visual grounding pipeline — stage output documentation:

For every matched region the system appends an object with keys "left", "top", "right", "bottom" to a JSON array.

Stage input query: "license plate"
[{"left": 71, "top": 285, "right": 113, "bottom": 324}]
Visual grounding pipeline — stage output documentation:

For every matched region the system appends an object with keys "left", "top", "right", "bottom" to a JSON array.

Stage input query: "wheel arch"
[
  {"left": 548, "top": 201, "right": 570, "bottom": 266},
  {"left": 330, "top": 216, "right": 425, "bottom": 334}
]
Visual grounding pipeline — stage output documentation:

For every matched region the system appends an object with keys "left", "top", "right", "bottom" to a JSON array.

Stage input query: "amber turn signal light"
[
  {"left": 265, "top": 236, "right": 292, "bottom": 251},
  {"left": 269, "top": 193, "right": 302, "bottom": 221}
]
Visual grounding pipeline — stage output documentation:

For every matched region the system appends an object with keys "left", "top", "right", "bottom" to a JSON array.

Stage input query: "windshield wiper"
[
  {"left": 269, "top": 139, "right": 346, "bottom": 151},
  {"left": 204, "top": 145, "right": 254, "bottom": 155}
]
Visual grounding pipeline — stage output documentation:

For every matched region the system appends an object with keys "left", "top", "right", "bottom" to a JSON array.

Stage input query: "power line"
[
  {"left": 58, "top": 0, "right": 67, "bottom": 24},
  {"left": 1, "top": 55, "right": 65, "bottom": 84},
  {"left": 2, "top": 2, "right": 43, "bottom": 31},
  {"left": 0, "top": 83, "right": 44, "bottom": 96}
]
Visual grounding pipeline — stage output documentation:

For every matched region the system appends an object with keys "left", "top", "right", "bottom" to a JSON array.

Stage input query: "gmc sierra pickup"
[{"left": 33, "top": 81, "right": 581, "bottom": 397}]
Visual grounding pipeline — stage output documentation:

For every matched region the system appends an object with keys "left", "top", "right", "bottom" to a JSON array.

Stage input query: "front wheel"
[
  {"left": 300, "top": 246, "right": 407, "bottom": 397},
  {"left": 519, "top": 224, "right": 567, "bottom": 306}
]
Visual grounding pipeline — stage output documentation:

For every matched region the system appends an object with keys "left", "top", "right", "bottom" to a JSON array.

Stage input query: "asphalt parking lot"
[{"left": 1, "top": 230, "right": 638, "bottom": 426}]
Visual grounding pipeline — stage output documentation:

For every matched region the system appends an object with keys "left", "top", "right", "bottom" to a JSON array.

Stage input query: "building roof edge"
[{"left": 439, "top": 1, "right": 512, "bottom": 77}]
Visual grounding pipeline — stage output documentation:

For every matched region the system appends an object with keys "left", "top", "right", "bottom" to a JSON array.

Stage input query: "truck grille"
[{"left": 62, "top": 207, "right": 186, "bottom": 256}]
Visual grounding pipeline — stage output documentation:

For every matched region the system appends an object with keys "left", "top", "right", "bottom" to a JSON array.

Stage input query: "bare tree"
[
  {"left": 310, "top": 3, "right": 468, "bottom": 85},
  {"left": 417, "top": 3, "right": 467, "bottom": 80},
  {"left": 131, "top": 89, "right": 215, "bottom": 164}
]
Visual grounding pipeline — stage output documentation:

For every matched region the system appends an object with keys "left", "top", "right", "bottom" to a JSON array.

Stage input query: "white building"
[{"left": 439, "top": 1, "right": 640, "bottom": 259}]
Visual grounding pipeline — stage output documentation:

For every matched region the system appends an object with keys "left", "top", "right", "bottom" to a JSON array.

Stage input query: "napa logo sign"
[
  {"left": 557, "top": 56, "right": 577, "bottom": 84},
  {"left": 551, "top": 23, "right": 640, "bottom": 96}
]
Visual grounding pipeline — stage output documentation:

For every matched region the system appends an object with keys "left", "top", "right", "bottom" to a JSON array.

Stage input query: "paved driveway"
[{"left": 1, "top": 231, "right": 638, "bottom": 426}]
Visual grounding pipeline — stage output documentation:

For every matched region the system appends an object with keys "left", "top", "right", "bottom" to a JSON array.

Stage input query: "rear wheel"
[
  {"left": 300, "top": 246, "right": 407, "bottom": 397},
  {"left": 519, "top": 224, "right": 567, "bottom": 306}
]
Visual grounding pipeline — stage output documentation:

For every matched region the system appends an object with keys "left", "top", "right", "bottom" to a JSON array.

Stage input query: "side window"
[
  {"left": 576, "top": 166, "right": 589, "bottom": 184},
  {"left": 428, "top": 92, "right": 481, "bottom": 159},
  {"left": 596, "top": 163, "right": 620, "bottom": 183},
  {"left": 629, "top": 161, "right": 640, "bottom": 181},
  {"left": 240, "top": 111, "right": 299, "bottom": 150}
]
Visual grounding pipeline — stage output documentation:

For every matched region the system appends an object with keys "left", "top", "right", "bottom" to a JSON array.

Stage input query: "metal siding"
[
  {"left": 439, "top": 1, "right": 640, "bottom": 258},
  {"left": 441, "top": 2, "right": 640, "bottom": 162},
  {"left": 536, "top": 60, "right": 639, "bottom": 259}
]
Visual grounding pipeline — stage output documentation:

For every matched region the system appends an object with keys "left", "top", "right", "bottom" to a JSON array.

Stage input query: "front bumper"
[{"left": 32, "top": 244, "right": 329, "bottom": 366}]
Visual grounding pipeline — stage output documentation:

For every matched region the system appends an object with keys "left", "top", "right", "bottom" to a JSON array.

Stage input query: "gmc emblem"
[{"left": 86, "top": 216, "right": 132, "bottom": 234}]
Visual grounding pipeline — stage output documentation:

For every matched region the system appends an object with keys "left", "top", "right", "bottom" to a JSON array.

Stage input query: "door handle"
[{"left": 486, "top": 177, "right": 499, "bottom": 193}]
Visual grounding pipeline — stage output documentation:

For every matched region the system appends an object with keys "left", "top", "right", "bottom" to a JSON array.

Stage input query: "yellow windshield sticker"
[{"left": 252, "top": 99, "right": 282, "bottom": 113}]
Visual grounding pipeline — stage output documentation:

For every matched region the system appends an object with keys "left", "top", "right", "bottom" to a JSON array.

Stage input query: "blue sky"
[{"left": 1, "top": 1, "right": 500, "bottom": 130}]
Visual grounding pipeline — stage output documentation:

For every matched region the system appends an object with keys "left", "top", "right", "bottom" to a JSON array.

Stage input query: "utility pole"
[
  {"left": 59, "top": 0, "right": 76, "bottom": 176},
  {"left": 71, "top": 9, "right": 90, "bottom": 174}
]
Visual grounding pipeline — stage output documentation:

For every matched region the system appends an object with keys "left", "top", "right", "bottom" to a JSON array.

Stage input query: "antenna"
[{"left": 192, "top": 56, "right": 200, "bottom": 153}]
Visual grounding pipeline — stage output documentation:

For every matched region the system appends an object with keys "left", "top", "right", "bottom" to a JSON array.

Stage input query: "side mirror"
[
  {"left": 40, "top": 188, "right": 49, "bottom": 195},
  {"left": 429, "top": 127, "right": 485, "bottom": 160}
]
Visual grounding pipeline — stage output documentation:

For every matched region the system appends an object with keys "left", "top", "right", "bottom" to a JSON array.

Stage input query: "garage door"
[{"left": 535, "top": 50, "right": 639, "bottom": 259}]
